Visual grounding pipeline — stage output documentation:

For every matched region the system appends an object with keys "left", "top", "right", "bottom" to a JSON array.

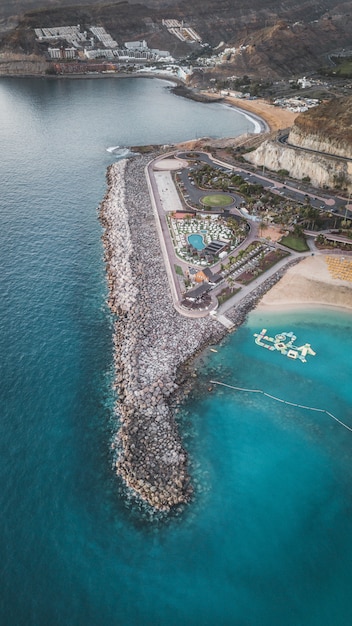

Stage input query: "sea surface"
[{"left": 0, "top": 76, "right": 352, "bottom": 625}]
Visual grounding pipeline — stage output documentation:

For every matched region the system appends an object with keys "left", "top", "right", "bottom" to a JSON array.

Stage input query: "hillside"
[
  {"left": 288, "top": 95, "right": 352, "bottom": 158},
  {"left": 1, "top": 0, "right": 352, "bottom": 79},
  {"left": 245, "top": 95, "right": 352, "bottom": 190},
  {"left": 218, "top": 13, "right": 352, "bottom": 78},
  {"left": 293, "top": 95, "right": 352, "bottom": 145}
]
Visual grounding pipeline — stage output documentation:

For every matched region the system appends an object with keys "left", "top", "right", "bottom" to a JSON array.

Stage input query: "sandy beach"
[
  {"left": 199, "top": 88, "right": 298, "bottom": 133},
  {"left": 255, "top": 255, "right": 352, "bottom": 312},
  {"left": 224, "top": 96, "right": 299, "bottom": 133}
]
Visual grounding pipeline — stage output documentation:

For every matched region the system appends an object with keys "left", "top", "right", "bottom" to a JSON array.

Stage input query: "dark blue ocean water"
[{"left": 0, "top": 77, "right": 352, "bottom": 625}]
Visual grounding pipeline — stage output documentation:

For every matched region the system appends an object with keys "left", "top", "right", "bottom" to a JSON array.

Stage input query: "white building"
[
  {"left": 125, "top": 40, "right": 148, "bottom": 50},
  {"left": 48, "top": 47, "right": 77, "bottom": 59}
]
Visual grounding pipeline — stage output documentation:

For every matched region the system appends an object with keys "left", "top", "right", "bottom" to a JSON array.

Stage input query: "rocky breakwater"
[{"left": 99, "top": 155, "right": 225, "bottom": 512}]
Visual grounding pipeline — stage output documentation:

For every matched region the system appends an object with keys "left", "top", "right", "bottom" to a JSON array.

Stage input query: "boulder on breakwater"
[{"left": 99, "top": 155, "right": 226, "bottom": 511}]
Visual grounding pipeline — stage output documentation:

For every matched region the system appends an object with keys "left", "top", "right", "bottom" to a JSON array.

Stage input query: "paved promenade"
[{"left": 146, "top": 154, "right": 215, "bottom": 318}]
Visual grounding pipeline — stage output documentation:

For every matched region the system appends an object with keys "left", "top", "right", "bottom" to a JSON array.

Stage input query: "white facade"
[
  {"left": 124, "top": 40, "right": 148, "bottom": 50},
  {"left": 48, "top": 47, "right": 77, "bottom": 59}
]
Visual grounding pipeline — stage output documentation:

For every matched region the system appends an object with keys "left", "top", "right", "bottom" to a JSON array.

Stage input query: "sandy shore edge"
[{"left": 254, "top": 256, "right": 352, "bottom": 313}]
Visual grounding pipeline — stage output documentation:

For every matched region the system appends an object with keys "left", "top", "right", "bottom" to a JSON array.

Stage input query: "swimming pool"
[{"left": 188, "top": 233, "right": 205, "bottom": 250}]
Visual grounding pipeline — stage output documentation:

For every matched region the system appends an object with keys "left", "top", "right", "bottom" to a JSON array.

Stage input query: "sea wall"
[{"left": 99, "top": 156, "right": 226, "bottom": 511}]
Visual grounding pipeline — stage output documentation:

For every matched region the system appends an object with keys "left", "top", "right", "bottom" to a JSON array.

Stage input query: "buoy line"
[{"left": 210, "top": 380, "right": 352, "bottom": 432}]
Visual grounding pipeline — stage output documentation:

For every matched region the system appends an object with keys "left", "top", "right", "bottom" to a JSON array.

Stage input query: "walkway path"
[
  {"left": 212, "top": 313, "right": 235, "bottom": 329},
  {"left": 217, "top": 251, "right": 310, "bottom": 315}
]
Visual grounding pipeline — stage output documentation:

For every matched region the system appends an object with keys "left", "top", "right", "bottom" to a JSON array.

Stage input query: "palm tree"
[{"left": 259, "top": 218, "right": 266, "bottom": 237}]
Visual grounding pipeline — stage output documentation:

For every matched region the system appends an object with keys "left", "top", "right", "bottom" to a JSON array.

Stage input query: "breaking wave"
[{"left": 106, "top": 146, "right": 137, "bottom": 159}]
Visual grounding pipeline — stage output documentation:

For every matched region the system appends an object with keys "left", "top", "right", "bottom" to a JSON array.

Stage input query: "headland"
[
  {"left": 99, "top": 156, "right": 227, "bottom": 511},
  {"left": 99, "top": 96, "right": 352, "bottom": 513},
  {"left": 99, "top": 149, "right": 301, "bottom": 511}
]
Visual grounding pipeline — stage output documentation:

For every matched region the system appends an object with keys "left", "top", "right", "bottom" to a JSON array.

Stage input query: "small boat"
[{"left": 210, "top": 348, "right": 218, "bottom": 353}]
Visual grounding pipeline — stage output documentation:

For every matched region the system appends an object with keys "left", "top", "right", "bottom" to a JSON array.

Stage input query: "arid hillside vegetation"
[
  {"left": 1, "top": 0, "right": 352, "bottom": 79},
  {"left": 0, "top": 0, "right": 352, "bottom": 80},
  {"left": 294, "top": 96, "right": 352, "bottom": 146}
]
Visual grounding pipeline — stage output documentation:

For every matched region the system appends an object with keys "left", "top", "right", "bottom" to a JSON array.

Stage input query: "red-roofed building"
[{"left": 173, "top": 212, "right": 194, "bottom": 219}]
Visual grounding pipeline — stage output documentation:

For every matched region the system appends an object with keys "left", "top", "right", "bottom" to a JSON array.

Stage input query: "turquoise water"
[
  {"left": 188, "top": 233, "right": 205, "bottom": 250},
  {"left": 0, "top": 77, "right": 352, "bottom": 625},
  {"left": 187, "top": 308, "right": 352, "bottom": 624}
]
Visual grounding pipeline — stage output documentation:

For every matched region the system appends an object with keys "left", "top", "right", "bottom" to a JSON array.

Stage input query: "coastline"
[
  {"left": 222, "top": 95, "right": 298, "bottom": 133},
  {"left": 0, "top": 68, "right": 295, "bottom": 134},
  {"left": 99, "top": 155, "right": 352, "bottom": 513},
  {"left": 254, "top": 301, "right": 352, "bottom": 314},
  {"left": 96, "top": 80, "right": 351, "bottom": 512}
]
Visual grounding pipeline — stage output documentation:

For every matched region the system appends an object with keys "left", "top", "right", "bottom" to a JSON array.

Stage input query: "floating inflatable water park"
[{"left": 254, "top": 329, "right": 316, "bottom": 363}]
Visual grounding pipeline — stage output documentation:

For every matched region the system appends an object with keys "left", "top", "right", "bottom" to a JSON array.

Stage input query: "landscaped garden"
[
  {"left": 184, "top": 163, "right": 342, "bottom": 238},
  {"left": 279, "top": 233, "right": 310, "bottom": 252},
  {"left": 236, "top": 249, "right": 289, "bottom": 284},
  {"left": 200, "top": 194, "right": 234, "bottom": 208},
  {"left": 218, "top": 241, "right": 289, "bottom": 286}
]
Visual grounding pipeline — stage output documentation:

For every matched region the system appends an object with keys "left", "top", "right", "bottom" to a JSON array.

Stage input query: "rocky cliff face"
[
  {"left": 244, "top": 139, "right": 352, "bottom": 192},
  {"left": 0, "top": 51, "right": 45, "bottom": 74},
  {"left": 288, "top": 96, "right": 352, "bottom": 160},
  {"left": 245, "top": 96, "right": 352, "bottom": 191},
  {"left": 288, "top": 128, "right": 352, "bottom": 161}
]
